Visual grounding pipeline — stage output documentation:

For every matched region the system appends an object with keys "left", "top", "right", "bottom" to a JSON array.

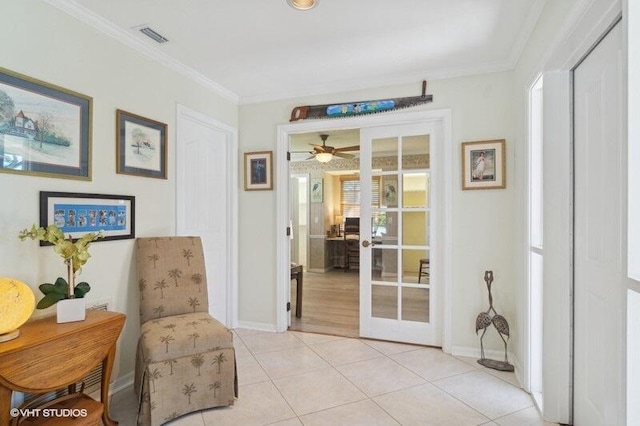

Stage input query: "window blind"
[{"left": 340, "top": 176, "right": 380, "bottom": 217}]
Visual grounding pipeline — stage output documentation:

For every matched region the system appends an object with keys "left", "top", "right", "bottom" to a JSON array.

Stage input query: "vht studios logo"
[{"left": 10, "top": 408, "right": 88, "bottom": 418}]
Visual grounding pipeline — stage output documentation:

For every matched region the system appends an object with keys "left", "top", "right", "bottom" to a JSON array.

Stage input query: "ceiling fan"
[{"left": 294, "top": 134, "right": 360, "bottom": 163}]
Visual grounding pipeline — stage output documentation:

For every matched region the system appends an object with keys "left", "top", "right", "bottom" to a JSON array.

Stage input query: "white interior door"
[
  {"left": 359, "top": 122, "right": 441, "bottom": 345},
  {"left": 573, "top": 23, "right": 627, "bottom": 425},
  {"left": 177, "top": 105, "right": 237, "bottom": 327}
]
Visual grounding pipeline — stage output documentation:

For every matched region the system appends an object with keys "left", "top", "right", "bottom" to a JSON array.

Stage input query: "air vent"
[{"left": 139, "top": 26, "right": 169, "bottom": 44}]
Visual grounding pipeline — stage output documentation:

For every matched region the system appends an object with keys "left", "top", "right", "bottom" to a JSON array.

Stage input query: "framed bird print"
[
  {"left": 310, "top": 178, "right": 323, "bottom": 203},
  {"left": 382, "top": 179, "right": 398, "bottom": 207},
  {"left": 116, "top": 109, "right": 168, "bottom": 179},
  {"left": 461, "top": 139, "right": 506, "bottom": 190}
]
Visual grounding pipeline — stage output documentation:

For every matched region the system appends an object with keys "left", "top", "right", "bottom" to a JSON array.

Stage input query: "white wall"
[
  {"left": 0, "top": 0, "right": 237, "bottom": 384},
  {"left": 239, "top": 72, "right": 518, "bottom": 354}
]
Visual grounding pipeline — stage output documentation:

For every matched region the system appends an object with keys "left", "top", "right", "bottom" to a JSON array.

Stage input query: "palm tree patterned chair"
[{"left": 135, "top": 237, "right": 237, "bottom": 426}]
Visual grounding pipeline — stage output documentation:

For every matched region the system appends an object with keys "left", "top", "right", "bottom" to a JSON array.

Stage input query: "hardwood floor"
[
  {"left": 289, "top": 267, "right": 431, "bottom": 338},
  {"left": 290, "top": 269, "right": 360, "bottom": 338}
]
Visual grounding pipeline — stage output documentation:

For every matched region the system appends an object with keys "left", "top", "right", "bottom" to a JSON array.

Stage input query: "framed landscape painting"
[
  {"left": 116, "top": 109, "right": 167, "bottom": 179},
  {"left": 0, "top": 67, "right": 92, "bottom": 180},
  {"left": 461, "top": 139, "right": 506, "bottom": 190}
]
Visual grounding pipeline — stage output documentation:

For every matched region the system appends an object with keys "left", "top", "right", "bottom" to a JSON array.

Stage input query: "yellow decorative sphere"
[{"left": 0, "top": 277, "right": 35, "bottom": 340}]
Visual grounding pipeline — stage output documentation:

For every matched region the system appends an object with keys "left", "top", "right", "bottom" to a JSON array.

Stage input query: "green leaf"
[
  {"left": 74, "top": 282, "right": 91, "bottom": 298},
  {"left": 39, "top": 282, "right": 67, "bottom": 296},
  {"left": 54, "top": 277, "right": 68, "bottom": 290},
  {"left": 36, "top": 292, "right": 66, "bottom": 309}
]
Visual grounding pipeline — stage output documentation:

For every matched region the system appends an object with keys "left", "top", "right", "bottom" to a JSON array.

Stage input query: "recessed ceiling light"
[{"left": 288, "top": 0, "right": 317, "bottom": 11}]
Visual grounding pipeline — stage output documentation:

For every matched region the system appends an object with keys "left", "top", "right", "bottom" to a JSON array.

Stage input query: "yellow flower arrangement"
[{"left": 19, "top": 224, "right": 104, "bottom": 308}]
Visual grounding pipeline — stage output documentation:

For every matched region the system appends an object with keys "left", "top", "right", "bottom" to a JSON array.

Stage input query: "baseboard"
[
  {"left": 85, "top": 371, "right": 134, "bottom": 401},
  {"left": 235, "top": 320, "right": 278, "bottom": 332},
  {"left": 111, "top": 371, "right": 135, "bottom": 394}
]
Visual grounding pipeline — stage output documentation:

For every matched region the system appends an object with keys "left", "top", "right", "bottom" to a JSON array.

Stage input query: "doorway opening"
[
  {"left": 276, "top": 109, "right": 452, "bottom": 350},
  {"left": 288, "top": 129, "right": 362, "bottom": 338}
]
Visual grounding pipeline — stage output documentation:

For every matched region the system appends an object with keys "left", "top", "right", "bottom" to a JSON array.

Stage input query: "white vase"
[{"left": 57, "top": 298, "right": 86, "bottom": 323}]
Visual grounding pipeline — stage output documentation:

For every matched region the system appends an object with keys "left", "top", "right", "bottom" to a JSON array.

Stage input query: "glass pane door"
[{"left": 360, "top": 123, "right": 440, "bottom": 345}]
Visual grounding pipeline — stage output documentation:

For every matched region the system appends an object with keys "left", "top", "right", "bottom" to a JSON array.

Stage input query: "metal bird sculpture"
[
  {"left": 475, "top": 311, "right": 492, "bottom": 359},
  {"left": 475, "top": 270, "right": 514, "bottom": 371}
]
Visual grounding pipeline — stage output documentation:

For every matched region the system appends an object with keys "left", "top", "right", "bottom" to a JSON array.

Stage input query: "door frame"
[
  {"left": 176, "top": 104, "right": 239, "bottom": 328},
  {"left": 275, "top": 109, "right": 453, "bottom": 351}
]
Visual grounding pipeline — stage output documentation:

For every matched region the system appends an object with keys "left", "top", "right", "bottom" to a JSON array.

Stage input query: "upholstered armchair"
[{"left": 134, "top": 237, "right": 237, "bottom": 426}]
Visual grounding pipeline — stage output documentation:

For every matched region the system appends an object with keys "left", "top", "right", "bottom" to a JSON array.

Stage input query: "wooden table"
[
  {"left": 291, "top": 264, "right": 303, "bottom": 318},
  {"left": 0, "top": 310, "right": 126, "bottom": 426}
]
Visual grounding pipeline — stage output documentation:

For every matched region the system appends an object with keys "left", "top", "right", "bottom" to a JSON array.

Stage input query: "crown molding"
[
  {"left": 43, "top": 0, "right": 240, "bottom": 104},
  {"left": 508, "top": 0, "right": 548, "bottom": 68}
]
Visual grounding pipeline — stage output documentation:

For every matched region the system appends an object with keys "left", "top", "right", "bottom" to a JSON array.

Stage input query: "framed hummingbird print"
[{"left": 244, "top": 151, "right": 272, "bottom": 190}]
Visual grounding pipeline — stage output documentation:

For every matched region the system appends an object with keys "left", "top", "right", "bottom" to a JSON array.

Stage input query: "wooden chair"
[
  {"left": 418, "top": 258, "right": 430, "bottom": 283},
  {"left": 343, "top": 218, "right": 360, "bottom": 272},
  {"left": 135, "top": 237, "right": 237, "bottom": 426}
]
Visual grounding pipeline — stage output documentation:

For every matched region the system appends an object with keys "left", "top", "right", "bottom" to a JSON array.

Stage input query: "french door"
[{"left": 359, "top": 122, "right": 441, "bottom": 345}]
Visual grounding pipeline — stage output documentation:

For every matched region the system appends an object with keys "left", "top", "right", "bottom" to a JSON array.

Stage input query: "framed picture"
[
  {"left": 116, "top": 109, "right": 167, "bottom": 179},
  {"left": 310, "top": 178, "right": 324, "bottom": 203},
  {"left": 39, "top": 191, "right": 135, "bottom": 244},
  {"left": 0, "top": 67, "right": 92, "bottom": 180},
  {"left": 461, "top": 139, "right": 506, "bottom": 190},
  {"left": 244, "top": 151, "right": 273, "bottom": 190},
  {"left": 382, "top": 179, "right": 398, "bottom": 207}
]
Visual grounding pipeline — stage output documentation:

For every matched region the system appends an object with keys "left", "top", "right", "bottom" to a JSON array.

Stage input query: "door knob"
[{"left": 362, "top": 240, "right": 375, "bottom": 247}]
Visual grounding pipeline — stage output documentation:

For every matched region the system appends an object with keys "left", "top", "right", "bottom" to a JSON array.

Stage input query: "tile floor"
[{"left": 110, "top": 329, "right": 557, "bottom": 426}]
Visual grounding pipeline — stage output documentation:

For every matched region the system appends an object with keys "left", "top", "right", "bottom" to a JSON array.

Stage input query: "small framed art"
[
  {"left": 310, "top": 178, "right": 323, "bottom": 203},
  {"left": 461, "top": 139, "right": 506, "bottom": 190},
  {"left": 116, "top": 109, "right": 167, "bottom": 179},
  {"left": 244, "top": 151, "right": 273, "bottom": 190}
]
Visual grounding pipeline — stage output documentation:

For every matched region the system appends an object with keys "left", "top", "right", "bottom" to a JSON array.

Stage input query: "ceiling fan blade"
[
  {"left": 334, "top": 152, "right": 355, "bottom": 159},
  {"left": 335, "top": 145, "right": 360, "bottom": 152},
  {"left": 305, "top": 155, "right": 316, "bottom": 160},
  {"left": 310, "top": 144, "right": 327, "bottom": 153}
]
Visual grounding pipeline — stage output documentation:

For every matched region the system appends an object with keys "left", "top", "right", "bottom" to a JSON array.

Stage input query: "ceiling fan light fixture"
[
  {"left": 288, "top": 0, "right": 317, "bottom": 11},
  {"left": 315, "top": 152, "right": 333, "bottom": 163}
]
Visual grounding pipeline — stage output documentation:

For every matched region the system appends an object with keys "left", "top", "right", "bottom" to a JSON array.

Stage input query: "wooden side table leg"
[
  {"left": 0, "top": 385, "right": 11, "bottom": 426},
  {"left": 101, "top": 344, "right": 118, "bottom": 426}
]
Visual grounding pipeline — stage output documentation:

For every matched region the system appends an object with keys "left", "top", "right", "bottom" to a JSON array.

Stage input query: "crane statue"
[{"left": 475, "top": 270, "right": 514, "bottom": 371}]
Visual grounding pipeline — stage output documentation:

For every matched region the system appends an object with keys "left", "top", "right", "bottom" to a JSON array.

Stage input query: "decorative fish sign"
[{"left": 290, "top": 80, "right": 433, "bottom": 122}]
